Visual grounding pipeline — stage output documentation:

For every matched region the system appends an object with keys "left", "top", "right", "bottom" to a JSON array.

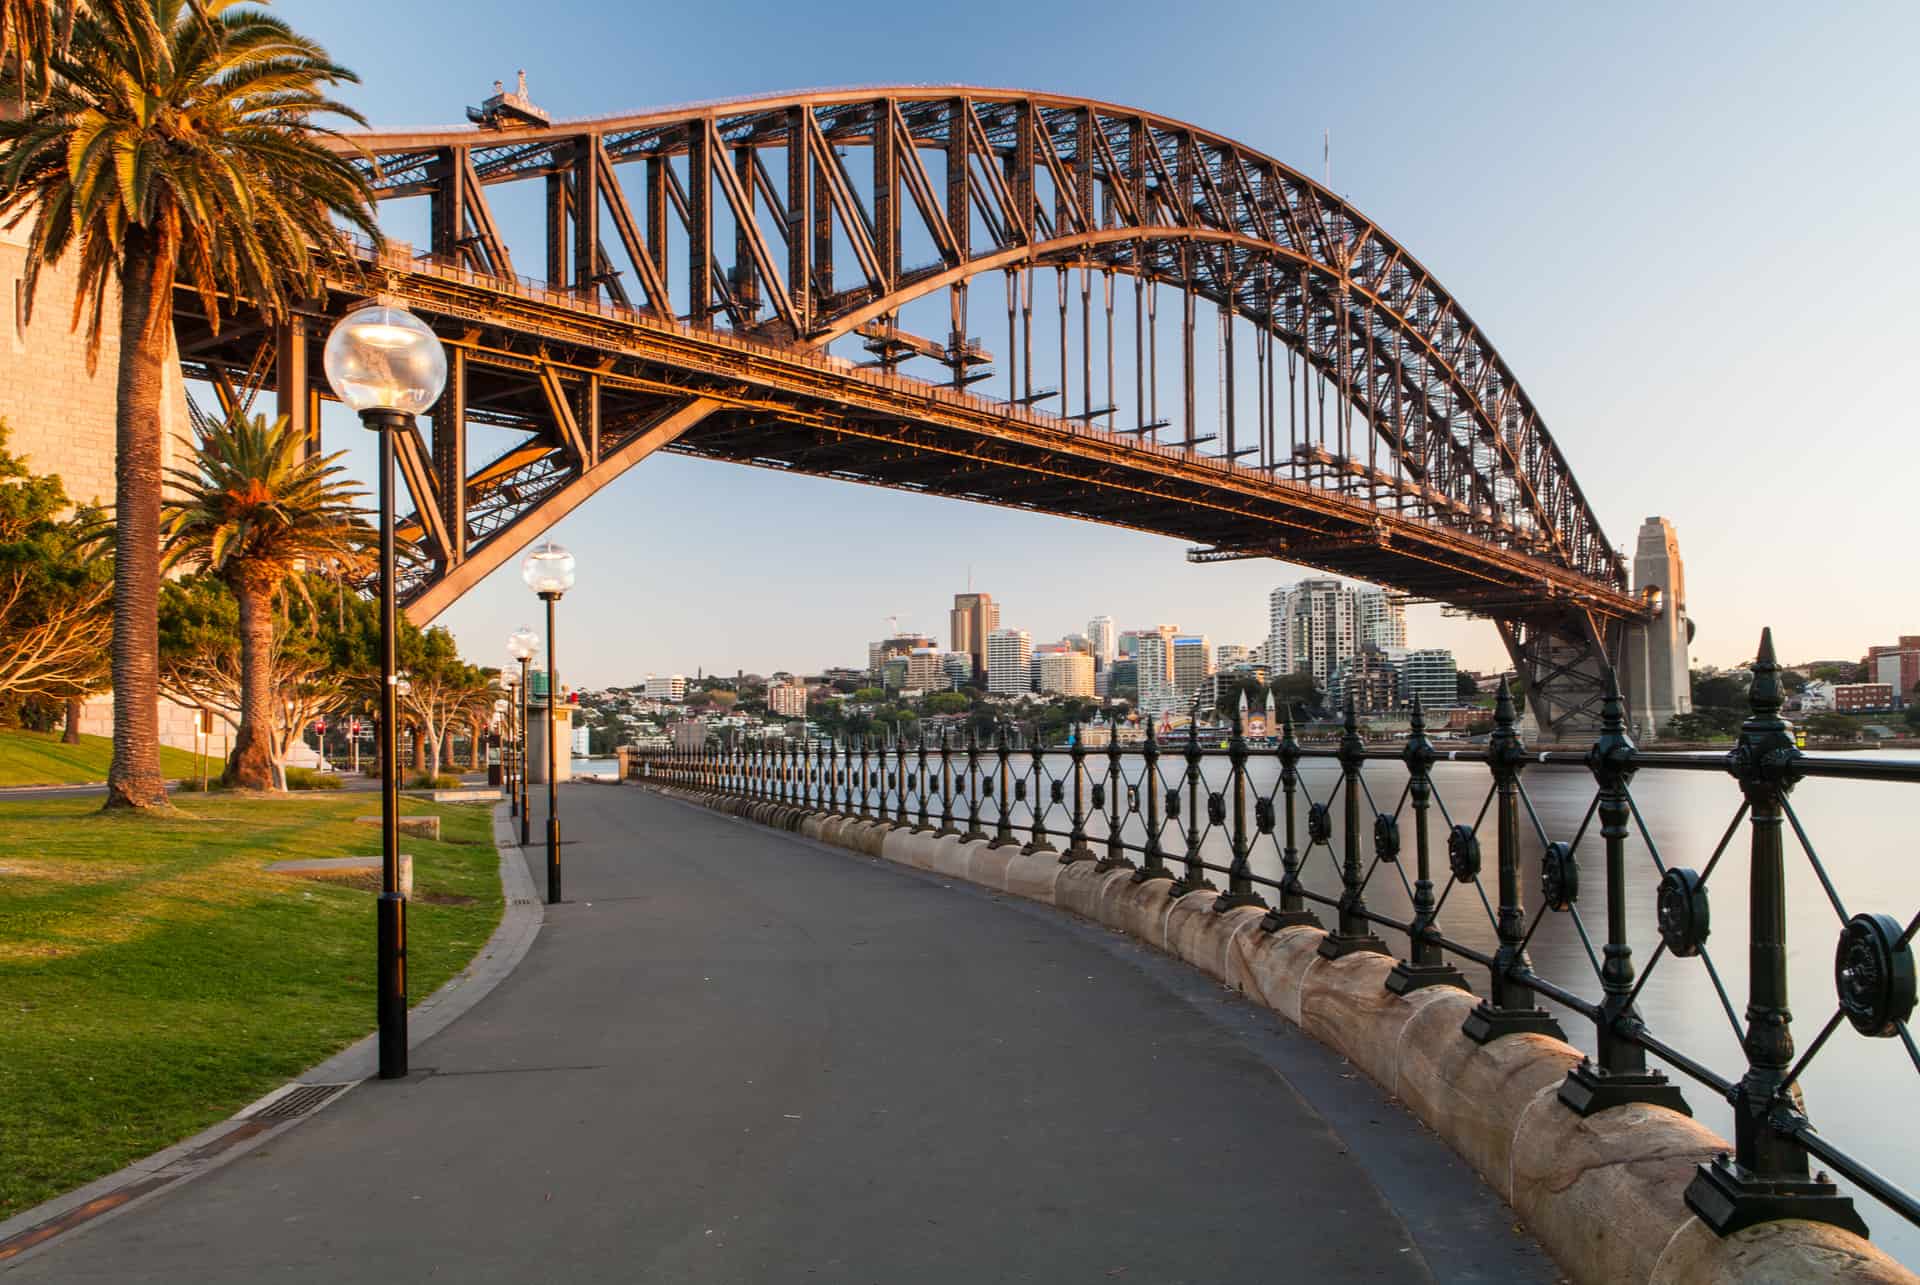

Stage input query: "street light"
[
  {"left": 507, "top": 627, "right": 539, "bottom": 845},
  {"left": 492, "top": 697, "right": 509, "bottom": 788},
  {"left": 323, "top": 303, "right": 447, "bottom": 1083},
  {"left": 523, "top": 541, "right": 574, "bottom": 905}
]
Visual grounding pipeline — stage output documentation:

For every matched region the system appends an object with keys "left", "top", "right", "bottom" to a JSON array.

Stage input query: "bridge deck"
[{"left": 15, "top": 785, "right": 1551, "bottom": 1282}]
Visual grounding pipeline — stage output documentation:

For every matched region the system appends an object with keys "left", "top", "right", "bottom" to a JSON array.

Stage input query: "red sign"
[{"left": 350, "top": 720, "right": 362, "bottom": 735}]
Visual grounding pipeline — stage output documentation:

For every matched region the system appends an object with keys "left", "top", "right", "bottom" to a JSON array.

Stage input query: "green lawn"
[
  {"left": 0, "top": 793, "right": 503, "bottom": 1219},
  {"left": 0, "top": 730, "right": 205, "bottom": 788}
]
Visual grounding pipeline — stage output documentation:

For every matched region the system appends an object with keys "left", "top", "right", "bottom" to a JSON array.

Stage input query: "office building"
[
  {"left": 940, "top": 650, "right": 974, "bottom": 689},
  {"left": 1171, "top": 635, "right": 1215, "bottom": 702},
  {"left": 643, "top": 673, "right": 687, "bottom": 702},
  {"left": 1355, "top": 587, "right": 1407, "bottom": 651},
  {"left": 1329, "top": 646, "right": 1400, "bottom": 714},
  {"left": 1266, "top": 579, "right": 1355, "bottom": 688},
  {"left": 950, "top": 592, "right": 1001, "bottom": 682},
  {"left": 986, "top": 627, "right": 1033, "bottom": 696},
  {"left": 1216, "top": 643, "right": 1252, "bottom": 668},
  {"left": 869, "top": 633, "right": 935, "bottom": 678},
  {"left": 1133, "top": 625, "right": 1182, "bottom": 714},
  {"left": 1865, "top": 637, "right": 1920, "bottom": 707}
]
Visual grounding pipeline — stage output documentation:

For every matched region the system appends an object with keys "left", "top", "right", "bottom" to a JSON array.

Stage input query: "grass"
[
  {"left": 0, "top": 730, "right": 205, "bottom": 789},
  {"left": 0, "top": 792, "right": 503, "bottom": 1220}
]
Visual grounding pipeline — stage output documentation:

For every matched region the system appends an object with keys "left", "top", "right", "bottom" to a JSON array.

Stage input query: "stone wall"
[{"left": 638, "top": 778, "right": 1918, "bottom": 1285}]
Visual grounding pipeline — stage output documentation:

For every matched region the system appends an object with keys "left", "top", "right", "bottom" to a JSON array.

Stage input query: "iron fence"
[{"left": 632, "top": 629, "right": 1919, "bottom": 1246}]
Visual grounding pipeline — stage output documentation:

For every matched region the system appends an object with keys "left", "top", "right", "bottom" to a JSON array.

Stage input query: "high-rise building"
[
  {"left": 1216, "top": 643, "right": 1252, "bottom": 668},
  {"left": 767, "top": 679, "right": 808, "bottom": 718},
  {"left": 1133, "top": 625, "right": 1182, "bottom": 714},
  {"left": 1329, "top": 646, "right": 1400, "bottom": 714},
  {"left": 1266, "top": 579, "right": 1362, "bottom": 689},
  {"left": 643, "top": 673, "right": 688, "bottom": 701},
  {"left": 1354, "top": 587, "right": 1407, "bottom": 651},
  {"left": 950, "top": 592, "right": 1001, "bottom": 682},
  {"left": 1171, "top": 635, "right": 1215, "bottom": 704},
  {"left": 986, "top": 627, "right": 1033, "bottom": 696},
  {"left": 1033, "top": 648, "right": 1095, "bottom": 697},
  {"left": 1117, "top": 630, "right": 1144, "bottom": 660},
  {"left": 1087, "top": 616, "right": 1116, "bottom": 670},
  {"left": 906, "top": 647, "right": 947, "bottom": 691}
]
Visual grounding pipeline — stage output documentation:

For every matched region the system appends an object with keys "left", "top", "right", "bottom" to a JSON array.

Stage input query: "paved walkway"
[{"left": 11, "top": 785, "right": 1551, "bottom": 1283}]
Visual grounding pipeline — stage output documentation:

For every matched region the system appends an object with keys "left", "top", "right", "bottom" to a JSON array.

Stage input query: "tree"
[
  {"left": 398, "top": 627, "right": 487, "bottom": 782},
  {"left": 1268, "top": 669, "right": 1322, "bottom": 719},
  {"left": 161, "top": 412, "right": 371, "bottom": 788},
  {"left": 0, "top": 421, "right": 110, "bottom": 722},
  {"left": 1455, "top": 672, "right": 1480, "bottom": 703},
  {"left": 1804, "top": 713, "right": 1858, "bottom": 743},
  {"left": 922, "top": 691, "right": 970, "bottom": 716},
  {"left": 0, "top": 0, "right": 378, "bottom": 808}
]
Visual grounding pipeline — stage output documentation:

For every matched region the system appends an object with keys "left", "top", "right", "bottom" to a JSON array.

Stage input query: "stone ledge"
[{"left": 643, "top": 784, "right": 1917, "bottom": 1285}]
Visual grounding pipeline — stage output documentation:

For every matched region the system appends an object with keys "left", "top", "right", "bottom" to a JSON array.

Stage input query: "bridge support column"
[{"left": 1619, "top": 516, "right": 1692, "bottom": 741}]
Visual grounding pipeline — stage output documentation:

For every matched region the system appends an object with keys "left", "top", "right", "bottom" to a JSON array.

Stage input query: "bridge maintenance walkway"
[{"left": 11, "top": 785, "right": 1552, "bottom": 1283}]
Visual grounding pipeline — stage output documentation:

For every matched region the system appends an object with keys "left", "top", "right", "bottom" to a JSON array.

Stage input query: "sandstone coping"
[{"left": 640, "top": 786, "right": 1919, "bottom": 1285}]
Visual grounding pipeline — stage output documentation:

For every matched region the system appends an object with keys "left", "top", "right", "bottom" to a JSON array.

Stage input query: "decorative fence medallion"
[
  {"left": 1540, "top": 842, "right": 1578, "bottom": 911},
  {"left": 1837, "top": 912, "right": 1916, "bottom": 1037},
  {"left": 1090, "top": 784, "right": 1105, "bottom": 810},
  {"left": 1206, "top": 793, "right": 1226, "bottom": 826},
  {"left": 1306, "top": 802, "right": 1332, "bottom": 844},
  {"left": 1050, "top": 780, "right": 1065, "bottom": 804},
  {"left": 1373, "top": 813, "right": 1400, "bottom": 863},
  {"left": 1446, "top": 824, "right": 1480, "bottom": 882},
  {"left": 1657, "top": 868, "right": 1709, "bottom": 957},
  {"left": 1254, "top": 797, "right": 1275, "bottom": 834}
]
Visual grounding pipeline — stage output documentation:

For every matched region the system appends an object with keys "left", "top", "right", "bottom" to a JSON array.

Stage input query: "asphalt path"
[{"left": 10, "top": 784, "right": 1553, "bottom": 1283}]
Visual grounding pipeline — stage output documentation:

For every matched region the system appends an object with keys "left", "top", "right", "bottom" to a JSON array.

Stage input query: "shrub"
[
  {"left": 407, "top": 773, "right": 460, "bottom": 790},
  {"left": 285, "top": 767, "right": 344, "bottom": 791}
]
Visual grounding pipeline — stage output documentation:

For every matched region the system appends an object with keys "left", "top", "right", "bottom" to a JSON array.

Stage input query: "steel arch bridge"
[{"left": 171, "top": 86, "right": 1652, "bottom": 738}]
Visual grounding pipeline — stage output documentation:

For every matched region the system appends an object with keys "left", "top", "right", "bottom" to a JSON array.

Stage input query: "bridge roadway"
[{"left": 14, "top": 785, "right": 1553, "bottom": 1283}]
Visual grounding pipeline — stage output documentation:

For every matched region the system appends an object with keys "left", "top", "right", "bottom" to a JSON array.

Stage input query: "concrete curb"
[
  {"left": 0, "top": 803, "right": 544, "bottom": 1270},
  {"left": 640, "top": 784, "right": 1917, "bottom": 1285}
]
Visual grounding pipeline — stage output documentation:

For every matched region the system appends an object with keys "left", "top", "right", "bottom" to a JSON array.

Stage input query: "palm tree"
[
  {"left": 0, "top": 0, "right": 378, "bottom": 808},
  {"left": 161, "top": 411, "right": 371, "bottom": 790}
]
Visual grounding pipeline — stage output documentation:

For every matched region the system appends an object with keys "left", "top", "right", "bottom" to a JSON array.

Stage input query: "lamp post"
[
  {"left": 523, "top": 544, "right": 574, "bottom": 904},
  {"left": 492, "top": 697, "right": 509, "bottom": 788},
  {"left": 507, "top": 627, "right": 538, "bottom": 845},
  {"left": 322, "top": 303, "right": 447, "bottom": 1082}
]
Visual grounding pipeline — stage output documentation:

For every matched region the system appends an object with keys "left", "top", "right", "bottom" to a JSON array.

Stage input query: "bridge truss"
[{"left": 169, "top": 87, "right": 1648, "bottom": 739}]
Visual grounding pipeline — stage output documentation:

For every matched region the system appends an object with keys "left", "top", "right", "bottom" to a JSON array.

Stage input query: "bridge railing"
[{"left": 630, "top": 628, "right": 1920, "bottom": 1247}]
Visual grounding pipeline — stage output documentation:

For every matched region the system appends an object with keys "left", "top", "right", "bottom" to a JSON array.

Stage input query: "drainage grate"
[{"left": 245, "top": 1083, "right": 351, "bottom": 1122}]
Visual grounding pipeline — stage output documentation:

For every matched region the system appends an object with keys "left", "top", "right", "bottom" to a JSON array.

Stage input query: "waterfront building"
[
  {"left": 950, "top": 592, "right": 1001, "bottom": 682},
  {"left": 1133, "top": 625, "right": 1182, "bottom": 714},
  {"left": 1034, "top": 648, "right": 1095, "bottom": 697},
  {"left": 1864, "top": 637, "right": 1920, "bottom": 706},
  {"left": 1216, "top": 643, "right": 1251, "bottom": 668},
  {"left": 1329, "top": 646, "right": 1401, "bottom": 714},
  {"left": 1355, "top": 587, "right": 1407, "bottom": 651},
  {"left": 1836, "top": 682, "right": 1895, "bottom": 712},
  {"left": 1266, "top": 579, "right": 1356, "bottom": 689},
  {"left": 986, "top": 628, "right": 1034, "bottom": 696}
]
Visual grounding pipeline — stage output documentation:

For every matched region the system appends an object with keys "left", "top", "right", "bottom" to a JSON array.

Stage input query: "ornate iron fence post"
[
  {"left": 1217, "top": 702, "right": 1267, "bottom": 911},
  {"left": 965, "top": 727, "right": 986, "bottom": 841},
  {"left": 1062, "top": 723, "right": 1095, "bottom": 863},
  {"left": 1099, "top": 726, "right": 1131, "bottom": 871},
  {"left": 829, "top": 737, "right": 844, "bottom": 815},
  {"left": 935, "top": 731, "right": 956, "bottom": 836},
  {"left": 1685, "top": 630, "right": 1865, "bottom": 1237},
  {"left": 1463, "top": 680, "right": 1566, "bottom": 1041},
  {"left": 1024, "top": 731, "right": 1056, "bottom": 856},
  {"left": 1133, "top": 722, "right": 1173, "bottom": 883},
  {"left": 914, "top": 732, "right": 930, "bottom": 832},
  {"left": 1263, "top": 711, "right": 1320, "bottom": 930},
  {"left": 989, "top": 725, "right": 1019, "bottom": 849},
  {"left": 1171, "top": 717, "right": 1215, "bottom": 896},
  {"left": 860, "top": 735, "right": 874, "bottom": 820},
  {"left": 1561, "top": 673, "right": 1688, "bottom": 1112},
  {"left": 1387, "top": 697, "right": 1464, "bottom": 991},
  {"left": 1319, "top": 699, "right": 1387, "bottom": 957}
]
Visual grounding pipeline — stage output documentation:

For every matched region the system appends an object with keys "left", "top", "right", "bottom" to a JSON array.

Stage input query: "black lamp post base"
[
  {"left": 1385, "top": 960, "right": 1467, "bottom": 995},
  {"left": 1559, "top": 1060, "right": 1691, "bottom": 1117},
  {"left": 1318, "top": 930, "right": 1389, "bottom": 960},
  {"left": 1462, "top": 1001, "right": 1566, "bottom": 1044},
  {"left": 376, "top": 891, "right": 408, "bottom": 1080},
  {"left": 1684, "top": 1155, "right": 1867, "bottom": 1239}
]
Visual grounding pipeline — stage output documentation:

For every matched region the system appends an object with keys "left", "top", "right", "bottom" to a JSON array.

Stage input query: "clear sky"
[{"left": 284, "top": 0, "right": 1919, "bottom": 687}]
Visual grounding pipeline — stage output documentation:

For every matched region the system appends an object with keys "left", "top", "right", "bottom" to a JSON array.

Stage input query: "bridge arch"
[{"left": 170, "top": 87, "right": 1646, "bottom": 736}]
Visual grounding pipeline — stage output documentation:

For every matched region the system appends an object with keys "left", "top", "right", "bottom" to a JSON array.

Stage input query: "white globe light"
[
  {"left": 323, "top": 304, "right": 448, "bottom": 416},
  {"left": 522, "top": 541, "right": 576, "bottom": 597},
  {"left": 507, "top": 626, "right": 540, "bottom": 661},
  {"left": 395, "top": 677, "right": 412, "bottom": 697},
  {"left": 493, "top": 698, "right": 509, "bottom": 714}
]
